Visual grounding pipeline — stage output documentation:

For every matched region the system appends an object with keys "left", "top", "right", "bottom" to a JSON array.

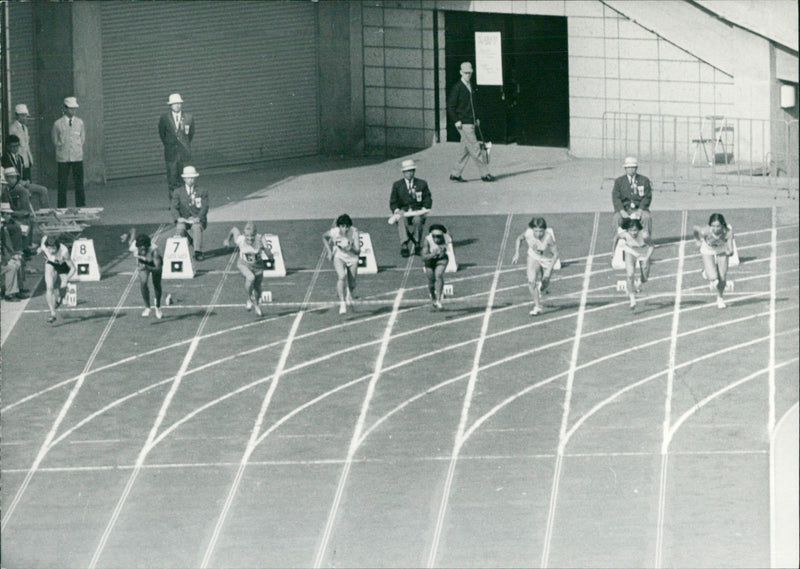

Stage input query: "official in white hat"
[
  {"left": 612, "top": 155, "right": 653, "bottom": 241},
  {"left": 9, "top": 104, "right": 33, "bottom": 181},
  {"left": 389, "top": 158, "right": 432, "bottom": 257},
  {"left": 159, "top": 93, "right": 195, "bottom": 204},
  {"left": 51, "top": 96, "right": 86, "bottom": 207},
  {"left": 171, "top": 165, "right": 208, "bottom": 261}
]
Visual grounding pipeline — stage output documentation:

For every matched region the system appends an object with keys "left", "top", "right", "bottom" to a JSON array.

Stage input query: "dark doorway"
[{"left": 444, "top": 11, "right": 569, "bottom": 147}]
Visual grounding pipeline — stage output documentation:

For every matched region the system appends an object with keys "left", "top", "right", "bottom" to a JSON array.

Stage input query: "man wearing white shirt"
[
  {"left": 9, "top": 104, "right": 34, "bottom": 182},
  {"left": 51, "top": 97, "right": 86, "bottom": 208}
]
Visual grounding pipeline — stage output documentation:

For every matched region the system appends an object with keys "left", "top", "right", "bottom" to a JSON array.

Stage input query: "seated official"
[
  {"left": 612, "top": 156, "right": 652, "bottom": 243},
  {"left": 1, "top": 167, "right": 34, "bottom": 248},
  {"left": 1, "top": 217, "right": 27, "bottom": 300},
  {"left": 2, "top": 135, "right": 50, "bottom": 210},
  {"left": 389, "top": 159, "right": 432, "bottom": 257},
  {"left": 170, "top": 166, "right": 208, "bottom": 261}
]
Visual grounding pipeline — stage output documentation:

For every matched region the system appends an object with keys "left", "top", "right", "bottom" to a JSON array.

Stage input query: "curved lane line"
[
  {"left": 427, "top": 213, "right": 515, "bottom": 569},
  {"left": 3, "top": 233, "right": 795, "bottom": 415},
  {"left": 654, "top": 211, "right": 688, "bottom": 568},
  {"left": 313, "top": 256, "right": 415, "bottom": 568},
  {"left": 540, "top": 212, "right": 601, "bottom": 569},
  {"left": 0, "top": 224, "right": 166, "bottom": 531},
  {"left": 88, "top": 250, "right": 237, "bottom": 569},
  {"left": 201, "top": 246, "right": 327, "bottom": 568}
]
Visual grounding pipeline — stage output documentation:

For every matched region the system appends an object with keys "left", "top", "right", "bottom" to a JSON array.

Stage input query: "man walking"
[
  {"left": 51, "top": 97, "right": 86, "bottom": 208},
  {"left": 447, "top": 61, "right": 494, "bottom": 183},
  {"left": 159, "top": 93, "right": 195, "bottom": 204}
]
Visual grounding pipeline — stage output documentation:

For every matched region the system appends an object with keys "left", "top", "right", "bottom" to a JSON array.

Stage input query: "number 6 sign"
[{"left": 260, "top": 234, "right": 286, "bottom": 277}]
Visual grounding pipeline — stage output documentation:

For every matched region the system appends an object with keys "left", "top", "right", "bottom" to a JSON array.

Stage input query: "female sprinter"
[
  {"left": 38, "top": 234, "right": 76, "bottom": 323},
  {"left": 322, "top": 214, "right": 361, "bottom": 314},
  {"left": 511, "top": 217, "right": 560, "bottom": 315},
  {"left": 614, "top": 217, "right": 654, "bottom": 309},
  {"left": 693, "top": 212, "right": 734, "bottom": 309},
  {"left": 421, "top": 223, "right": 450, "bottom": 311},
  {"left": 127, "top": 228, "right": 164, "bottom": 319},
  {"left": 224, "top": 221, "right": 273, "bottom": 317}
]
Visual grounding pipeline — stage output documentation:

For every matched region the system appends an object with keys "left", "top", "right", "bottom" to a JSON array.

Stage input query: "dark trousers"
[
  {"left": 165, "top": 158, "right": 184, "bottom": 202},
  {"left": 57, "top": 161, "right": 85, "bottom": 208}
]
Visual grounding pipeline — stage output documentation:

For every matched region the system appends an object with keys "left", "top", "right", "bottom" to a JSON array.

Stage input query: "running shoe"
[
  {"left": 245, "top": 299, "right": 253, "bottom": 311},
  {"left": 339, "top": 303, "right": 347, "bottom": 315},
  {"left": 529, "top": 306, "right": 542, "bottom": 316},
  {"left": 154, "top": 307, "right": 163, "bottom": 319},
  {"left": 254, "top": 303, "right": 262, "bottom": 317},
  {"left": 141, "top": 307, "right": 151, "bottom": 317},
  {"left": 629, "top": 297, "right": 637, "bottom": 310},
  {"left": 716, "top": 297, "right": 727, "bottom": 309}
]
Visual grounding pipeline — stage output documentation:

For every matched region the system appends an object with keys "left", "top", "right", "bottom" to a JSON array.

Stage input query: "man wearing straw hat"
[
  {"left": 170, "top": 166, "right": 208, "bottom": 261},
  {"left": 389, "top": 159, "right": 432, "bottom": 257},
  {"left": 159, "top": 93, "right": 195, "bottom": 204},
  {"left": 447, "top": 61, "right": 495, "bottom": 183},
  {"left": 9, "top": 103, "right": 34, "bottom": 182},
  {"left": 612, "top": 156, "right": 653, "bottom": 237},
  {"left": 51, "top": 97, "right": 86, "bottom": 208}
]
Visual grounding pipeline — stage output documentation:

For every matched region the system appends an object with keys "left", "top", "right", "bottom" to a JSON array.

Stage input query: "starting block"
[
  {"left": 357, "top": 231, "right": 378, "bottom": 274},
  {"left": 70, "top": 238, "right": 101, "bottom": 281},
  {"left": 260, "top": 290, "right": 273, "bottom": 303},
  {"left": 444, "top": 236, "right": 458, "bottom": 273},
  {"left": 64, "top": 283, "right": 77, "bottom": 307},
  {"left": 443, "top": 284, "right": 454, "bottom": 297},
  {"left": 616, "top": 278, "right": 641, "bottom": 293},
  {"left": 260, "top": 234, "right": 287, "bottom": 277},
  {"left": 163, "top": 236, "right": 194, "bottom": 279}
]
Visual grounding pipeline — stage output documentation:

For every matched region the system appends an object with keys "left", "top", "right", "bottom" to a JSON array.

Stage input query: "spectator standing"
[
  {"left": 447, "top": 61, "right": 494, "bottom": 183},
  {"left": 51, "top": 97, "right": 86, "bottom": 208},
  {"left": 170, "top": 166, "right": 208, "bottom": 261},
  {"left": 612, "top": 156, "right": 652, "bottom": 239},
  {"left": 2, "top": 135, "right": 50, "bottom": 209},
  {"left": 389, "top": 159, "right": 432, "bottom": 257},
  {"left": 158, "top": 93, "right": 195, "bottom": 204},
  {"left": 9, "top": 103, "right": 34, "bottom": 181}
]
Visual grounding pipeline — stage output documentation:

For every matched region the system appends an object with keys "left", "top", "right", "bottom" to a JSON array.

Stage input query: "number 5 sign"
[{"left": 70, "top": 238, "right": 101, "bottom": 281}]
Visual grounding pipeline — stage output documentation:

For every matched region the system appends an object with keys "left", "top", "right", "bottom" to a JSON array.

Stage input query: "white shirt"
[
  {"left": 9, "top": 120, "right": 33, "bottom": 167},
  {"left": 51, "top": 116, "right": 85, "bottom": 162}
]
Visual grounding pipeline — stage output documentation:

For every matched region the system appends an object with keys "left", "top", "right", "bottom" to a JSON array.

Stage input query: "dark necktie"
[{"left": 69, "top": 118, "right": 72, "bottom": 127}]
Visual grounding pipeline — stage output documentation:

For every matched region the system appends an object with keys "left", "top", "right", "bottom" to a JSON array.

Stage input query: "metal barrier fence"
[{"left": 601, "top": 112, "right": 799, "bottom": 198}]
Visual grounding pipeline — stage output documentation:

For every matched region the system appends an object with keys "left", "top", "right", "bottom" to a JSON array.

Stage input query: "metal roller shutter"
[
  {"left": 100, "top": 1, "right": 318, "bottom": 180},
  {"left": 7, "top": 2, "right": 38, "bottom": 172}
]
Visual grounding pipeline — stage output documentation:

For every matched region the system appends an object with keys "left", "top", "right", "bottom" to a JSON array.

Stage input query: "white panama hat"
[
  {"left": 400, "top": 159, "right": 416, "bottom": 171},
  {"left": 168, "top": 93, "right": 184, "bottom": 105},
  {"left": 181, "top": 166, "right": 199, "bottom": 178}
]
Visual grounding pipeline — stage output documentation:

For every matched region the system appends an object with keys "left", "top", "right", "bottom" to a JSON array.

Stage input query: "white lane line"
[
  {"left": 770, "top": 400, "right": 800, "bottom": 569},
  {"left": 0, "top": 224, "right": 166, "bottom": 532},
  {"left": 540, "top": 212, "right": 600, "bottom": 569},
  {"left": 654, "top": 210, "right": 688, "bottom": 569},
  {"left": 427, "top": 214, "right": 514, "bottom": 569},
  {"left": 668, "top": 355, "right": 798, "bottom": 443},
  {"left": 4, "top": 234, "right": 796, "bottom": 416},
  {"left": 768, "top": 206, "right": 777, "bottom": 434},
  {"left": 201, "top": 248, "right": 326, "bottom": 568},
  {"left": 87, "top": 251, "right": 236, "bottom": 569},
  {"left": 313, "top": 256, "right": 415, "bottom": 568}
]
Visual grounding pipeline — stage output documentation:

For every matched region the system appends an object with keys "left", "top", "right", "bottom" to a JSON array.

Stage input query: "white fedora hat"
[
  {"left": 168, "top": 93, "right": 184, "bottom": 105},
  {"left": 623, "top": 156, "right": 638, "bottom": 168},
  {"left": 400, "top": 159, "right": 416, "bottom": 172},
  {"left": 63, "top": 97, "right": 79, "bottom": 108},
  {"left": 181, "top": 165, "right": 199, "bottom": 178},
  {"left": 14, "top": 104, "right": 29, "bottom": 115}
]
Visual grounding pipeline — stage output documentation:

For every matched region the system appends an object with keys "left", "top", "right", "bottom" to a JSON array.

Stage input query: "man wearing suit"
[
  {"left": 447, "top": 61, "right": 494, "bottom": 183},
  {"left": 9, "top": 104, "right": 34, "bottom": 182},
  {"left": 159, "top": 93, "right": 195, "bottom": 203},
  {"left": 2, "top": 135, "right": 50, "bottom": 210},
  {"left": 612, "top": 156, "right": 653, "bottom": 240},
  {"left": 170, "top": 166, "right": 208, "bottom": 261},
  {"left": 389, "top": 159, "right": 432, "bottom": 257}
]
